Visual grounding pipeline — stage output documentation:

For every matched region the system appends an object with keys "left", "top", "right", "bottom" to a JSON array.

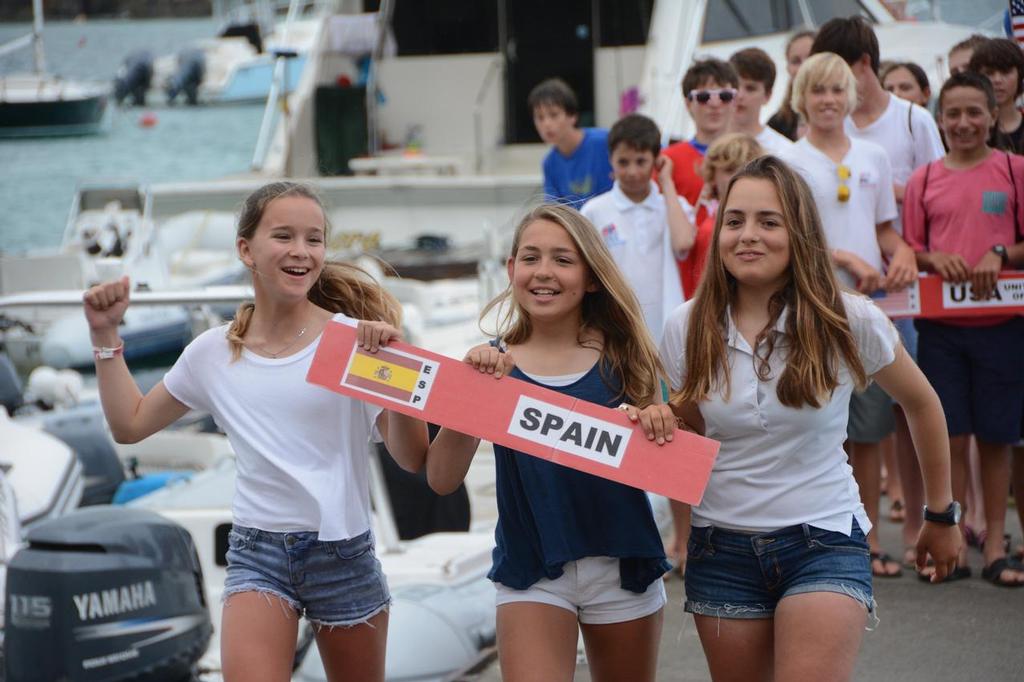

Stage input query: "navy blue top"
[
  {"left": 488, "top": 362, "right": 670, "bottom": 593},
  {"left": 542, "top": 127, "right": 614, "bottom": 208}
]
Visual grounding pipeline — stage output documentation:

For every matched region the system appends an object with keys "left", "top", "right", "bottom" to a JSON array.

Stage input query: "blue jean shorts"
[
  {"left": 684, "top": 521, "right": 874, "bottom": 620},
  {"left": 223, "top": 525, "right": 390, "bottom": 627}
]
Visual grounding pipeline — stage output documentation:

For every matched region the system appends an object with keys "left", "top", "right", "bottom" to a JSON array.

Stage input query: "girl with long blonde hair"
[
  {"left": 638, "top": 155, "right": 960, "bottom": 680},
  {"left": 425, "top": 203, "right": 671, "bottom": 682},
  {"left": 84, "top": 181, "right": 428, "bottom": 682}
]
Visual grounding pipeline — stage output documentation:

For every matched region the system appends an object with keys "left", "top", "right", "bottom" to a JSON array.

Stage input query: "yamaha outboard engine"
[
  {"left": 113, "top": 50, "right": 154, "bottom": 107},
  {"left": 165, "top": 49, "right": 205, "bottom": 106},
  {"left": 4, "top": 507, "right": 212, "bottom": 681}
]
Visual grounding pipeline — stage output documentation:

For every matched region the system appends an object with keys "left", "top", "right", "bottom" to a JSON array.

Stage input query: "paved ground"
[{"left": 468, "top": 505, "right": 1024, "bottom": 681}]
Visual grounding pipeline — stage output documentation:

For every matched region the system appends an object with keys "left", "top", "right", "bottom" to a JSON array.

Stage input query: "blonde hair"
[
  {"left": 790, "top": 52, "right": 859, "bottom": 121},
  {"left": 700, "top": 133, "right": 764, "bottom": 199},
  {"left": 482, "top": 204, "right": 665, "bottom": 406},
  {"left": 676, "top": 155, "right": 867, "bottom": 409},
  {"left": 227, "top": 182, "right": 400, "bottom": 360}
]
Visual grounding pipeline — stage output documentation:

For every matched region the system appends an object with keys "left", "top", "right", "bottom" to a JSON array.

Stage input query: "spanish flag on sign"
[{"left": 343, "top": 347, "right": 424, "bottom": 403}]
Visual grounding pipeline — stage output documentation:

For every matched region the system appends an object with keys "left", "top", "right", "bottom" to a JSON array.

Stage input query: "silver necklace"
[{"left": 256, "top": 325, "right": 307, "bottom": 358}]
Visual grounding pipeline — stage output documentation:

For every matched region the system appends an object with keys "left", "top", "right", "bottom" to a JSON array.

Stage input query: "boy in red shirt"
[{"left": 662, "top": 59, "right": 738, "bottom": 300}]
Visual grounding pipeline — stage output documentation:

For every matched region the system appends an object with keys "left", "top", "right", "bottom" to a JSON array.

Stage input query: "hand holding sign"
[
  {"left": 871, "top": 272, "right": 1024, "bottom": 319},
  {"left": 621, "top": 403, "right": 677, "bottom": 446},
  {"left": 307, "top": 321, "right": 720, "bottom": 504}
]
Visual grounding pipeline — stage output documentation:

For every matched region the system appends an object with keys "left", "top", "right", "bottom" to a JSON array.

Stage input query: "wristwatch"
[
  {"left": 991, "top": 244, "right": 1009, "bottom": 265},
  {"left": 923, "top": 501, "right": 962, "bottom": 526}
]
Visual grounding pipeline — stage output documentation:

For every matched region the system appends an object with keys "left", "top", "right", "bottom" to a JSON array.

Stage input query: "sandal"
[
  {"left": 870, "top": 551, "right": 903, "bottom": 578},
  {"left": 888, "top": 499, "right": 905, "bottom": 523},
  {"left": 981, "top": 557, "right": 1024, "bottom": 587},
  {"left": 917, "top": 562, "right": 971, "bottom": 583}
]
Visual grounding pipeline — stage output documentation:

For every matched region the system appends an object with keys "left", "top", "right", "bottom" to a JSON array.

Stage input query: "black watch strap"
[{"left": 923, "top": 501, "right": 961, "bottom": 526}]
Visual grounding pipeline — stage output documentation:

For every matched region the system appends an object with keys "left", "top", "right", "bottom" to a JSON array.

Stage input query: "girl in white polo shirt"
[
  {"left": 635, "top": 156, "right": 960, "bottom": 681},
  {"left": 83, "top": 182, "right": 429, "bottom": 682}
]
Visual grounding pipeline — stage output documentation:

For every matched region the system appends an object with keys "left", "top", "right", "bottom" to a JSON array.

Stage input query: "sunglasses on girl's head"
[{"left": 687, "top": 88, "right": 737, "bottom": 104}]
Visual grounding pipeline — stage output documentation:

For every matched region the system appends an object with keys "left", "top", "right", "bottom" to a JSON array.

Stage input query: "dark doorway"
[{"left": 503, "top": 0, "right": 595, "bottom": 143}]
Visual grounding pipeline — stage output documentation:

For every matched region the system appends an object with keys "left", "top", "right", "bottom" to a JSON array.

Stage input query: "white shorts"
[{"left": 494, "top": 556, "right": 667, "bottom": 625}]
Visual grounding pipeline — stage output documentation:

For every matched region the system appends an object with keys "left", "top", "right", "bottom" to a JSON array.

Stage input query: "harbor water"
[{"left": 0, "top": 18, "right": 264, "bottom": 254}]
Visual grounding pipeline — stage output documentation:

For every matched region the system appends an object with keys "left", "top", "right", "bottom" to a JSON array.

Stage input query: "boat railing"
[{"left": 250, "top": 0, "right": 306, "bottom": 171}]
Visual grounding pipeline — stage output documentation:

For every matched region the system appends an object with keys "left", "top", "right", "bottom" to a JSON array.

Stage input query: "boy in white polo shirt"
[{"left": 581, "top": 114, "right": 696, "bottom": 343}]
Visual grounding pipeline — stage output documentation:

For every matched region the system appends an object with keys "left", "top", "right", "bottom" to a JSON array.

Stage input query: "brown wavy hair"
[
  {"left": 227, "top": 181, "right": 400, "bottom": 360},
  {"left": 675, "top": 156, "right": 866, "bottom": 408},
  {"left": 482, "top": 203, "right": 665, "bottom": 406}
]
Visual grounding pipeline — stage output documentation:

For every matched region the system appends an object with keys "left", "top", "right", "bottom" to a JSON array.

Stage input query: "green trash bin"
[{"left": 315, "top": 84, "right": 368, "bottom": 176}]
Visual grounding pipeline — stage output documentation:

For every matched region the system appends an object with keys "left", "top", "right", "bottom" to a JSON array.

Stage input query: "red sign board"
[{"left": 307, "top": 321, "right": 720, "bottom": 504}]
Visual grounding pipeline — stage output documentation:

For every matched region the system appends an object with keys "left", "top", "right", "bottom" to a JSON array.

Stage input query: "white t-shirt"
[
  {"left": 780, "top": 137, "right": 898, "bottom": 288},
  {"left": 581, "top": 181, "right": 688, "bottom": 342},
  {"left": 845, "top": 94, "right": 945, "bottom": 233},
  {"left": 163, "top": 313, "right": 383, "bottom": 541},
  {"left": 755, "top": 125, "right": 794, "bottom": 156},
  {"left": 658, "top": 292, "right": 898, "bottom": 534}
]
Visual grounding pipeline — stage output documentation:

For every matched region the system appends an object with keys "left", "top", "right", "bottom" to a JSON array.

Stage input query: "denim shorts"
[
  {"left": 223, "top": 525, "right": 390, "bottom": 627},
  {"left": 493, "top": 556, "right": 667, "bottom": 625},
  {"left": 684, "top": 521, "right": 874, "bottom": 620}
]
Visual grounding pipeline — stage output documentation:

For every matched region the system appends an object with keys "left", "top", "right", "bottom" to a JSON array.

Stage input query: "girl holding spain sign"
[
  {"left": 640, "top": 155, "right": 960, "bottom": 681},
  {"left": 425, "top": 203, "right": 673, "bottom": 682},
  {"left": 83, "top": 182, "right": 429, "bottom": 682}
]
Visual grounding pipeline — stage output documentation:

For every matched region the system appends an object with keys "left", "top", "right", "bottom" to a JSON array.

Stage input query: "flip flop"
[
  {"left": 981, "top": 557, "right": 1024, "bottom": 587},
  {"left": 870, "top": 551, "right": 903, "bottom": 578},
  {"left": 916, "top": 562, "right": 971, "bottom": 583}
]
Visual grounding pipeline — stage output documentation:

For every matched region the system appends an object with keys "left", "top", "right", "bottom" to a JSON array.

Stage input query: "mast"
[{"left": 32, "top": 0, "right": 46, "bottom": 74}]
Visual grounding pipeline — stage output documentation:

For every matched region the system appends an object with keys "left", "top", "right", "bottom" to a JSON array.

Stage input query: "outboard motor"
[
  {"left": 0, "top": 353, "right": 23, "bottom": 416},
  {"left": 113, "top": 50, "right": 154, "bottom": 107},
  {"left": 4, "top": 507, "right": 212, "bottom": 682},
  {"left": 42, "top": 404, "right": 126, "bottom": 507},
  {"left": 165, "top": 49, "right": 205, "bottom": 106}
]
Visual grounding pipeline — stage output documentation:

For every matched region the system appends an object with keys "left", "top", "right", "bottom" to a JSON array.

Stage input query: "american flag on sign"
[
  {"left": 870, "top": 281, "right": 921, "bottom": 319},
  {"left": 1012, "top": 0, "right": 1024, "bottom": 46}
]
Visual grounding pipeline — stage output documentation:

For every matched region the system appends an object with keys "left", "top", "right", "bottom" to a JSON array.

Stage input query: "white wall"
[
  {"left": 376, "top": 53, "right": 504, "bottom": 165},
  {"left": 594, "top": 46, "right": 646, "bottom": 127}
]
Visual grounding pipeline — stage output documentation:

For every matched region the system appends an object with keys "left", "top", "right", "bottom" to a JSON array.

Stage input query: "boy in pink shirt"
[{"left": 903, "top": 71, "right": 1024, "bottom": 587}]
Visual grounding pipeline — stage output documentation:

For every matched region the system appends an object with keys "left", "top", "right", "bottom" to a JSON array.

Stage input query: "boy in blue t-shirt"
[{"left": 529, "top": 78, "right": 613, "bottom": 207}]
